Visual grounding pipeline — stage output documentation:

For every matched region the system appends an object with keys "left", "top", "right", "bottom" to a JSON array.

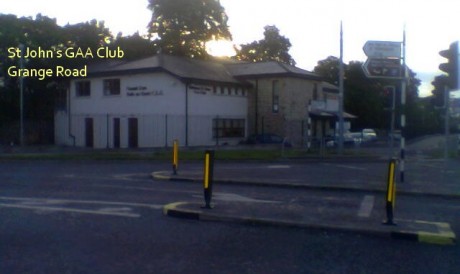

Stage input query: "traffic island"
[{"left": 163, "top": 201, "right": 456, "bottom": 246}]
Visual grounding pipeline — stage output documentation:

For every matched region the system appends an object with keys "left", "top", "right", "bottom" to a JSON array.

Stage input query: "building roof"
[
  {"left": 309, "top": 110, "right": 357, "bottom": 119},
  {"left": 87, "top": 54, "right": 322, "bottom": 84},
  {"left": 88, "top": 54, "right": 241, "bottom": 85},
  {"left": 322, "top": 82, "right": 339, "bottom": 93},
  {"left": 224, "top": 61, "right": 322, "bottom": 80}
]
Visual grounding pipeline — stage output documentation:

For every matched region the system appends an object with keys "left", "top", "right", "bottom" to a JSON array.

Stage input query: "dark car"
[{"left": 245, "top": 133, "right": 291, "bottom": 146}]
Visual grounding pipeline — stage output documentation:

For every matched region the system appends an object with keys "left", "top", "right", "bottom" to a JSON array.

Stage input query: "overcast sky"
[{"left": 1, "top": 0, "right": 459, "bottom": 97}]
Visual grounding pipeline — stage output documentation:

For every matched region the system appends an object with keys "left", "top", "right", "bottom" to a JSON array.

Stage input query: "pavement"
[
  {"left": 1, "top": 143, "right": 458, "bottom": 245},
  {"left": 154, "top": 156, "right": 459, "bottom": 246}
]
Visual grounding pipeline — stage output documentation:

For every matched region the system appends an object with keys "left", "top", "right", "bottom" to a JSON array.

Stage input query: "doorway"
[
  {"left": 85, "top": 118, "right": 94, "bottom": 148},
  {"left": 113, "top": 118, "right": 120, "bottom": 148},
  {"left": 128, "top": 118, "right": 138, "bottom": 148}
]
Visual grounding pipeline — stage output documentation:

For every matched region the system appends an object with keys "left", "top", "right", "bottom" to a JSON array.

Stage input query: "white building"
[
  {"left": 55, "top": 54, "right": 249, "bottom": 148},
  {"left": 55, "top": 54, "right": 353, "bottom": 148}
]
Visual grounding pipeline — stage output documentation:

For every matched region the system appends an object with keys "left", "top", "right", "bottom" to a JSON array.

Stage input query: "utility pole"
[
  {"left": 19, "top": 44, "right": 25, "bottom": 146},
  {"left": 400, "top": 28, "right": 407, "bottom": 183},
  {"left": 338, "top": 21, "right": 345, "bottom": 155},
  {"left": 444, "top": 85, "right": 450, "bottom": 160}
]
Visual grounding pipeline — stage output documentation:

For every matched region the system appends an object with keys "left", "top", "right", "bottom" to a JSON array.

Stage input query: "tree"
[
  {"left": 313, "top": 57, "right": 424, "bottom": 136},
  {"left": 344, "top": 61, "right": 387, "bottom": 130},
  {"left": 235, "top": 25, "right": 295, "bottom": 65},
  {"left": 313, "top": 56, "right": 343, "bottom": 85},
  {"left": 111, "top": 32, "right": 158, "bottom": 60},
  {"left": 147, "top": 0, "right": 231, "bottom": 59},
  {"left": 0, "top": 14, "right": 115, "bottom": 144}
]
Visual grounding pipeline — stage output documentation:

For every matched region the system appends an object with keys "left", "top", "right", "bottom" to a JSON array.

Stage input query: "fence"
[
  {"left": 55, "top": 112, "right": 247, "bottom": 148},
  {"left": 0, "top": 120, "right": 54, "bottom": 145}
]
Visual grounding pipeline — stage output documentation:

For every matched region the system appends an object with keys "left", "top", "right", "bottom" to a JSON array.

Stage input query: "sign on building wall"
[{"left": 126, "top": 86, "right": 163, "bottom": 97}]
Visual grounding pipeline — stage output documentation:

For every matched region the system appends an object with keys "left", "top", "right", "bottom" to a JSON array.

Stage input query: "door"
[
  {"left": 113, "top": 118, "right": 120, "bottom": 148},
  {"left": 85, "top": 118, "right": 94, "bottom": 148},
  {"left": 128, "top": 118, "right": 138, "bottom": 148}
]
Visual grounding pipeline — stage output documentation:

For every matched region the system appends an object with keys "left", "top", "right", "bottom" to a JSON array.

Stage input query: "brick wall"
[{"left": 247, "top": 77, "right": 322, "bottom": 146}]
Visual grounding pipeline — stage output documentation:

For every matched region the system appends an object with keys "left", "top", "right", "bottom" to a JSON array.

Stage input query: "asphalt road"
[{"left": 0, "top": 160, "right": 458, "bottom": 273}]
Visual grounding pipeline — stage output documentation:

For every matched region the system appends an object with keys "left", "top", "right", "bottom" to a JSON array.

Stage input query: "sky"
[{"left": 1, "top": 0, "right": 459, "bottom": 97}]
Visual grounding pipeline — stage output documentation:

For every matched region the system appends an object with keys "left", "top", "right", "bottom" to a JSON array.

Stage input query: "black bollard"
[
  {"left": 383, "top": 158, "right": 397, "bottom": 225},
  {"left": 202, "top": 150, "right": 215, "bottom": 209},
  {"left": 172, "top": 139, "right": 178, "bottom": 175}
]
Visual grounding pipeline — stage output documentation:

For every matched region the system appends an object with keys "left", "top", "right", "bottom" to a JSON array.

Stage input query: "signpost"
[
  {"left": 362, "top": 37, "right": 407, "bottom": 185},
  {"left": 362, "top": 41, "right": 402, "bottom": 79},
  {"left": 363, "top": 58, "right": 402, "bottom": 79},
  {"left": 363, "top": 41, "right": 401, "bottom": 59}
]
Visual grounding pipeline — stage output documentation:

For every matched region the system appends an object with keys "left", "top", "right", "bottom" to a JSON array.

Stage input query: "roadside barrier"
[
  {"left": 202, "top": 150, "right": 215, "bottom": 209},
  {"left": 383, "top": 158, "right": 397, "bottom": 225},
  {"left": 172, "top": 139, "right": 178, "bottom": 175}
]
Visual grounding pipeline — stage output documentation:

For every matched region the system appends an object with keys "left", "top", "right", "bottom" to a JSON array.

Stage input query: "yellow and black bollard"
[
  {"left": 383, "top": 158, "right": 397, "bottom": 225},
  {"left": 202, "top": 150, "right": 215, "bottom": 209},
  {"left": 172, "top": 139, "right": 179, "bottom": 175}
]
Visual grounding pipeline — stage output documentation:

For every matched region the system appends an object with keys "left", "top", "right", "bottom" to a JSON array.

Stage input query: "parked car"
[
  {"left": 245, "top": 133, "right": 291, "bottom": 146},
  {"left": 326, "top": 132, "right": 361, "bottom": 147},
  {"left": 361, "top": 128, "right": 377, "bottom": 142}
]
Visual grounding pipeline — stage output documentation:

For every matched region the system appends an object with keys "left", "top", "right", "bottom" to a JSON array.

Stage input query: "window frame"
[
  {"left": 75, "top": 80, "right": 91, "bottom": 97},
  {"left": 103, "top": 78, "right": 121, "bottom": 96},
  {"left": 212, "top": 118, "right": 245, "bottom": 139}
]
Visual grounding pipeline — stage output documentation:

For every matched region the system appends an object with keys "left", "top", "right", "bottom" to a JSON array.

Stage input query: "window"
[
  {"left": 272, "top": 80, "right": 280, "bottom": 113},
  {"left": 103, "top": 79, "right": 120, "bottom": 96},
  {"left": 76, "top": 81, "right": 90, "bottom": 97},
  {"left": 313, "top": 83, "right": 318, "bottom": 100},
  {"left": 213, "top": 118, "right": 245, "bottom": 138}
]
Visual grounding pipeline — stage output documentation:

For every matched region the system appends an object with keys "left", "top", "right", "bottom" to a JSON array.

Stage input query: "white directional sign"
[
  {"left": 363, "top": 58, "right": 402, "bottom": 79},
  {"left": 363, "top": 41, "right": 402, "bottom": 59}
]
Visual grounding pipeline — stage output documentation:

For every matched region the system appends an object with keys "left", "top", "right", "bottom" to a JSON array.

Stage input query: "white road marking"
[
  {"left": 0, "top": 203, "right": 141, "bottom": 218},
  {"left": 0, "top": 196, "right": 164, "bottom": 217},
  {"left": 267, "top": 165, "right": 291, "bottom": 169},
  {"left": 98, "top": 207, "right": 134, "bottom": 213},
  {"left": 92, "top": 184, "right": 198, "bottom": 196},
  {"left": 112, "top": 173, "right": 149, "bottom": 181},
  {"left": 357, "top": 195, "right": 375, "bottom": 217},
  {"left": 323, "top": 163, "right": 367, "bottom": 171},
  {"left": 192, "top": 192, "right": 281, "bottom": 204},
  {"left": 0, "top": 196, "right": 163, "bottom": 209}
]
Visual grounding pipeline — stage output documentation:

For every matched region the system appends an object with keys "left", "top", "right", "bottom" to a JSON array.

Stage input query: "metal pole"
[
  {"left": 444, "top": 85, "right": 450, "bottom": 160},
  {"left": 307, "top": 102, "right": 312, "bottom": 151},
  {"left": 388, "top": 86, "right": 396, "bottom": 158},
  {"left": 106, "top": 114, "right": 110, "bottom": 149},
  {"left": 400, "top": 28, "right": 407, "bottom": 183},
  {"left": 165, "top": 114, "right": 168, "bottom": 148},
  {"left": 19, "top": 44, "right": 25, "bottom": 146},
  {"left": 338, "top": 21, "right": 345, "bottom": 155}
]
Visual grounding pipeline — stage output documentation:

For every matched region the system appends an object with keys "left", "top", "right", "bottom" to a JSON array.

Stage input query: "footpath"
[{"left": 154, "top": 155, "right": 459, "bottom": 246}]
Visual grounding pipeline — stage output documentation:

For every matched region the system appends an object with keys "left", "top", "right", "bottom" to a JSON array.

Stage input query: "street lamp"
[{"left": 19, "top": 44, "right": 25, "bottom": 146}]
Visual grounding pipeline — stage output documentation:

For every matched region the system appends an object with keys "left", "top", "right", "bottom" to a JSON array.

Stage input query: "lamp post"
[{"left": 19, "top": 44, "right": 25, "bottom": 146}]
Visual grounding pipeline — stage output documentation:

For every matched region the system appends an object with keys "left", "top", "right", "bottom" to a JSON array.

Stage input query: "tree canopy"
[
  {"left": 0, "top": 14, "right": 134, "bottom": 144},
  {"left": 235, "top": 25, "right": 295, "bottom": 65},
  {"left": 147, "top": 0, "right": 231, "bottom": 59},
  {"left": 313, "top": 56, "right": 432, "bottom": 137}
]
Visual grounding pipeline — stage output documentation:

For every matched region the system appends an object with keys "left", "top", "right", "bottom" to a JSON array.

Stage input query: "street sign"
[
  {"left": 363, "top": 58, "right": 402, "bottom": 79},
  {"left": 363, "top": 41, "right": 402, "bottom": 59}
]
